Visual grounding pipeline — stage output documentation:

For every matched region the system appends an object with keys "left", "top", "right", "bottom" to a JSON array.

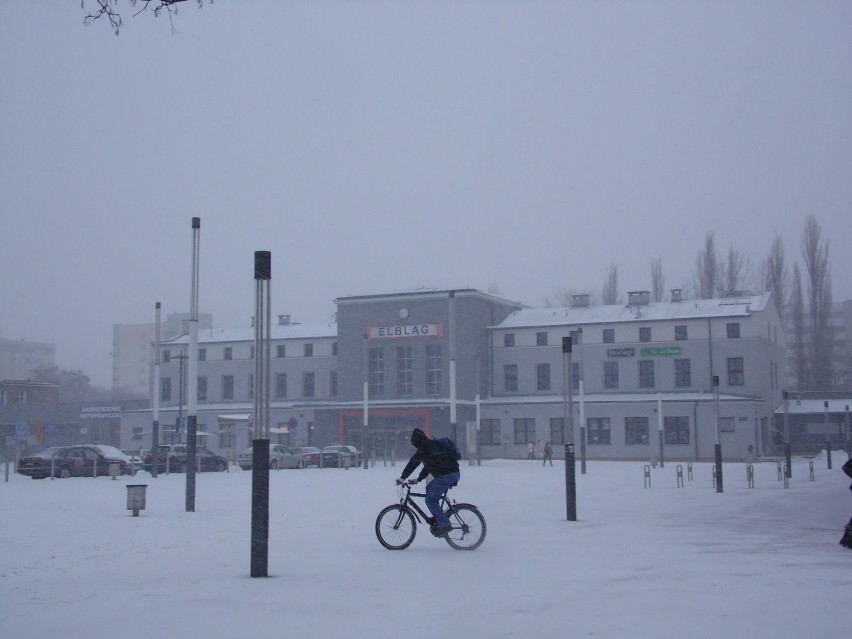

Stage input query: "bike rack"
[{"left": 643, "top": 464, "right": 651, "bottom": 488}]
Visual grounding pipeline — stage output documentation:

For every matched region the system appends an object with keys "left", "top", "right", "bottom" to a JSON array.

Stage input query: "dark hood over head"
[{"left": 410, "top": 428, "right": 427, "bottom": 447}]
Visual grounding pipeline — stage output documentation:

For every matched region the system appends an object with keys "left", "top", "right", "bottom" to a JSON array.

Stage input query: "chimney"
[
  {"left": 627, "top": 291, "right": 651, "bottom": 306},
  {"left": 571, "top": 294, "right": 590, "bottom": 308},
  {"left": 671, "top": 288, "right": 683, "bottom": 303},
  {"left": 278, "top": 314, "right": 291, "bottom": 326}
]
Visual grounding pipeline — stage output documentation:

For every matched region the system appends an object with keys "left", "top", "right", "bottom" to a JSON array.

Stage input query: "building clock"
[{"left": 398, "top": 307, "right": 410, "bottom": 320}]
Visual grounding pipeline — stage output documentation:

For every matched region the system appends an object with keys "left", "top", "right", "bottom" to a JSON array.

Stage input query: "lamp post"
[
  {"left": 783, "top": 390, "right": 792, "bottom": 478},
  {"left": 562, "top": 336, "right": 576, "bottom": 520},
  {"left": 824, "top": 400, "right": 832, "bottom": 470},
  {"left": 151, "top": 302, "right": 161, "bottom": 478},
  {"left": 713, "top": 375, "right": 723, "bottom": 493},
  {"left": 173, "top": 352, "right": 188, "bottom": 445}
]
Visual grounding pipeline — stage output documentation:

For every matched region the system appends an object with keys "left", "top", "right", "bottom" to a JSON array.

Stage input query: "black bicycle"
[{"left": 375, "top": 479, "right": 486, "bottom": 551}]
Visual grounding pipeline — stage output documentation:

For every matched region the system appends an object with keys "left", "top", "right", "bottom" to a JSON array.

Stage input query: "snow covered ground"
[{"left": 3, "top": 455, "right": 850, "bottom": 639}]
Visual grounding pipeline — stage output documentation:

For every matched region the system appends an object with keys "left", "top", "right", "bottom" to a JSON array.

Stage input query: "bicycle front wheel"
[
  {"left": 443, "top": 504, "right": 486, "bottom": 550},
  {"left": 375, "top": 505, "right": 417, "bottom": 550}
]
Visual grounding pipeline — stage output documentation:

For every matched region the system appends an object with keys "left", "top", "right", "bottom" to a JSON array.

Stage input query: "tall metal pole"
[
  {"left": 186, "top": 217, "right": 200, "bottom": 512},
  {"left": 474, "top": 357, "right": 481, "bottom": 466},
  {"left": 251, "top": 250, "right": 271, "bottom": 578},
  {"left": 151, "top": 302, "right": 161, "bottom": 478},
  {"left": 449, "top": 291, "right": 457, "bottom": 443},
  {"left": 576, "top": 328, "right": 586, "bottom": 475},
  {"left": 824, "top": 400, "right": 832, "bottom": 470},
  {"left": 363, "top": 333, "right": 369, "bottom": 470},
  {"left": 563, "top": 336, "right": 576, "bottom": 520},
  {"left": 783, "top": 390, "right": 792, "bottom": 478},
  {"left": 713, "top": 375, "right": 723, "bottom": 493},
  {"left": 657, "top": 392, "right": 665, "bottom": 468}
]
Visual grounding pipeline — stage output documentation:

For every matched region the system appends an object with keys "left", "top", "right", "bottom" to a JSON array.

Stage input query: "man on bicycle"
[{"left": 397, "top": 427, "right": 460, "bottom": 536}]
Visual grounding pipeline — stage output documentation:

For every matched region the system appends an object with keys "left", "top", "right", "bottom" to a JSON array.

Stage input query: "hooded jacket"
[{"left": 400, "top": 427, "right": 460, "bottom": 482}]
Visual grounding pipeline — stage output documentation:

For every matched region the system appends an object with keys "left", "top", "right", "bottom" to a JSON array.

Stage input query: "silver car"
[{"left": 238, "top": 443, "right": 304, "bottom": 470}]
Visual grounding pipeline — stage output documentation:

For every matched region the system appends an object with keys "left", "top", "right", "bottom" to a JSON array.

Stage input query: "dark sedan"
[
  {"left": 16, "top": 446, "right": 66, "bottom": 479},
  {"left": 51, "top": 445, "right": 132, "bottom": 478},
  {"left": 294, "top": 446, "right": 321, "bottom": 468},
  {"left": 142, "top": 444, "right": 228, "bottom": 473},
  {"left": 320, "top": 445, "right": 363, "bottom": 468}
]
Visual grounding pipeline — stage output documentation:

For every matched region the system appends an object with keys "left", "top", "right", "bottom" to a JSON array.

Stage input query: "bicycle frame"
[{"left": 398, "top": 484, "right": 453, "bottom": 524}]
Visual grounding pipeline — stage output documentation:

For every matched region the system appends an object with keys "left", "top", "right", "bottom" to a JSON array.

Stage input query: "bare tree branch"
[{"left": 82, "top": 0, "right": 205, "bottom": 35}]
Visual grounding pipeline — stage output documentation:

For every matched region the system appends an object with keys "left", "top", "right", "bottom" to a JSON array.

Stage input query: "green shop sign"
[{"left": 640, "top": 346, "right": 682, "bottom": 357}]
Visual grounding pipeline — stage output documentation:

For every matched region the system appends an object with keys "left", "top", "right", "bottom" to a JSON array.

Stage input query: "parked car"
[
  {"left": 142, "top": 444, "right": 228, "bottom": 473},
  {"left": 238, "top": 443, "right": 304, "bottom": 470},
  {"left": 320, "top": 445, "right": 363, "bottom": 468},
  {"left": 294, "top": 446, "right": 321, "bottom": 468},
  {"left": 16, "top": 446, "right": 66, "bottom": 479},
  {"left": 51, "top": 445, "right": 133, "bottom": 479},
  {"left": 122, "top": 449, "right": 144, "bottom": 474}
]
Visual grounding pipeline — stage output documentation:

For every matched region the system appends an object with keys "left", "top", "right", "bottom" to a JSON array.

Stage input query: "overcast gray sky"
[{"left": 1, "top": 1, "right": 850, "bottom": 387}]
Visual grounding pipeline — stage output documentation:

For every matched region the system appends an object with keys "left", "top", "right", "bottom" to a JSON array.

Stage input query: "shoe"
[
  {"left": 840, "top": 525, "right": 852, "bottom": 549},
  {"left": 437, "top": 524, "right": 453, "bottom": 536},
  {"left": 426, "top": 516, "right": 437, "bottom": 526}
]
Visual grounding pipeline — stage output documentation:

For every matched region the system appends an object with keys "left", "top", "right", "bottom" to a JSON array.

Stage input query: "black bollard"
[
  {"left": 250, "top": 438, "right": 270, "bottom": 577},
  {"left": 565, "top": 442, "right": 576, "bottom": 521}
]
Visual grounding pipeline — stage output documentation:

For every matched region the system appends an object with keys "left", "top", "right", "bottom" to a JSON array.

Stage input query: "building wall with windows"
[
  {"left": 117, "top": 288, "right": 786, "bottom": 463},
  {"left": 0, "top": 337, "right": 55, "bottom": 380}
]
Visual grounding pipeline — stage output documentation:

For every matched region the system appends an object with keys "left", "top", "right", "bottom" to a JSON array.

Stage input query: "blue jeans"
[{"left": 425, "top": 471, "right": 460, "bottom": 528}]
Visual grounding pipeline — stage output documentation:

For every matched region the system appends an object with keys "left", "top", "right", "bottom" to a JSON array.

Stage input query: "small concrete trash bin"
[{"left": 126, "top": 484, "right": 148, "bottom": 516}]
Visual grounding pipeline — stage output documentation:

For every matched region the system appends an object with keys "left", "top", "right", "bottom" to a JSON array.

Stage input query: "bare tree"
[
  {"left": 761, "top": 232, "right": 788, "bottom": 312},
  {"left": 790, "top": 264, "right": 807, "bottom": 390},
  {"left": 601, "top": 263, "right": 620, "bottom": 305},
  {"left": 650, "top": 258, "right": 665, "bottom": 302},
  {"left": 801, "top": 214, "right": 834, "bottom": 389},
  {"left": 720, "top": 245, "right": 753, "bottom": 297},
  {"left": 82, "top": 0, "right": 205, "bottom": 35},
  {"left": 693, "top": 232, "right": 721, "bottom": 299}
]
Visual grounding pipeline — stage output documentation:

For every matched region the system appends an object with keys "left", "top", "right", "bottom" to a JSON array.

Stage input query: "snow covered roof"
[
  {"left": 163, "top": 322, "right": 338, "bottom": 345},
  {"left": 480, "top": 392, "right": 761, "bottom": 405},
  {"left": 334, "top": 286, "right": 525, "bottom": 308},
  {"left": 493, "top": 292, "right": 771, "bottom": 330}
]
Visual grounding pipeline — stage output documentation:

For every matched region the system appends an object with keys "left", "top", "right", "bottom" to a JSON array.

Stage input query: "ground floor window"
[
  {"left": 664, "top": 416, "right": 690, "bottom": 445},
  {"left": 218, "top": 427, "right": 235, "bottom": 449},
  {"left": 479, "top": 418, "right": 501, "bottom": 445},
  {"left": 625, "top": 416, "right": 650, "bottom": 445},
  {"left": 587, "top": 417, "right": 611, "bottom": 445},
  {"left": 549, "top": 417, "right": 565, "bottom": 445},
  {"left": 513, "top": 418, "right": 536, "bottom": 444}
]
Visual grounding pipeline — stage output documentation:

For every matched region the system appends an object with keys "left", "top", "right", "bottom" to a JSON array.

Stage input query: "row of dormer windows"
[
  {"left": 503, "top": 323, "right": 742, "bottom": 347},
  {"left": 161, "top": 342, "right": 337, "bottom": 363}
]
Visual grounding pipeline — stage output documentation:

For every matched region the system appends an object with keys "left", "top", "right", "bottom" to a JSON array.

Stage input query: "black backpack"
[{"left": 433, "top": 436, "right": 462, "bottom": 461}]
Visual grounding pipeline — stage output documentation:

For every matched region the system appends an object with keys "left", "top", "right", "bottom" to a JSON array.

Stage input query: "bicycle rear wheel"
[
  {"left": 443, "top": 504, "right": 486, "bottom": 550},
  {"left": 375, "top": 505, "right": 417, "bottom": 550}
]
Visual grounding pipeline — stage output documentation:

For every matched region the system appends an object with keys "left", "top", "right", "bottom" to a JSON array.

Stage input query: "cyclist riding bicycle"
[{"left": 397, "top": 427, "right": 460, "bottom": 536}]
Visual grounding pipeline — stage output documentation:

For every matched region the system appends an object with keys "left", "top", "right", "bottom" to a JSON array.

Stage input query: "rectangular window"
[
  {"left": 369, "top": 347, "right": 384, "bottom": 396},
  {"left": 304, "top": 343, "right": 314, "bottom": 357},
  {"left": 302, "top": 372, "right": 315, "bottom": 398},
  {"left": 426, "top": 345, "right": 442, "bottom": 394},
  {"left": 726, "top": 322, "right": 741, "bottom": 338},
  {"left": 276, "top": 344, "right": 286, "bottom": 358},
  {"left": 536, "top": 363, "right": 551, "bottom": 391},
  {"left": 664, "top": 416, "right": 690, "bottom": 445},
  {"left": 536, "top": 331, "right": 548, "bottom": 346},
  {"left": 0, "top": 390, "right": 6, "bottom": 404},
  {"left": 397, "top": 346, "right": 413, "bottom": 396},
  {"left": 587, "top": 417, "right": 611, "bottom": 445},
  {"left": 163, "top": 350, "right": 171, "bottom": 363},
  {"left": 674, "top": 325, "right": 688, "bottom": 341},
  {"left": 330, "top": 371, "right": 338, "bottom": 397},
  {"left": 332, "top": 342, "right": 338, "bottom": 356},
  {"left": 161, "top": 377, "right": 172, "bottom": 402},
  {"left": 639, "top": 327, "right": 651, "bottom": 342},
  {"left": 513, "top": 418, "right": 536, "bottom": 444},
  {"left": 625, "top": 416, "right": 650, "bottom": 445},
  {"left": 275, "top": 373, "right": 287, "bottom": 399},
  {"left": 674, "top": 359, "right": 691, "bottom": 387},
  {"left": 639, "top": 360, "right": 655, "bottom": 388},
  {"left": 17, "top": 391, "right": 26, "bottom": 403},
  {"left": 504, "top": 333, "right": 515, "bottom": 347},
  {"left": 198, "top": 376, "right": 208, "bottom": 401},
  {"left": 224, "top": 347, "right": 233, "bottom": 360},
  {"left": 603, "top": 328, "right": 615, "bottom": 344},
  {"left": 249, "top": 346, "right": 255, "bottom": 360},
  {"left": 604, "top": 361, "right": 619, "bottom": 389},
  {"left": 504, "top": 364, "right": 518, "bottom": 392},
  {"left": 198, "top": 348, "right": 206, "bottom": 362},
  {"left": 218, "top": 427, "right": 235, "bottom": 449},
  {"left": 132, "top": 426, "right": 143, "bottom": 441},
  {"left": 549, "top": 418, "right": 565, "bottom": 445},
  {"left": 222, "top": 375, "right": 234, "bottom": 400},
  {"left": 727, "top": 357, "right": 744, "bottom": 385},
  {"left": 247, "top": 374, "right": 253, "bottom": 400},
  {"left": 479, "top": 419, "right": 501, "bottom": 445}
]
